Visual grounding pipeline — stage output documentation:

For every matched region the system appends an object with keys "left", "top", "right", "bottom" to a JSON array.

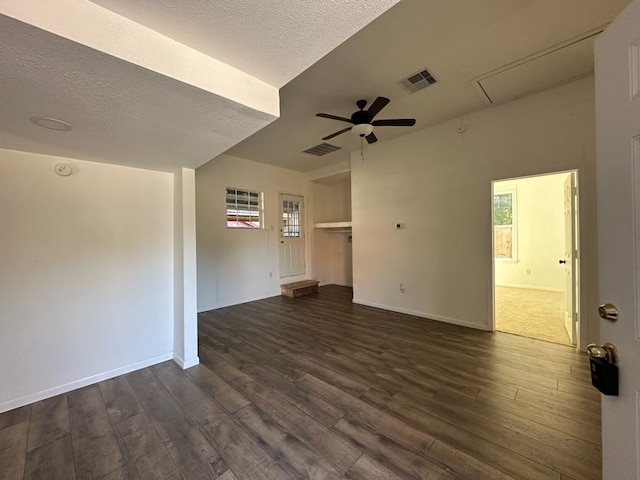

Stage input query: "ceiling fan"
[{"left": 316, "top": 96, "right": 416, "bottom": 144}]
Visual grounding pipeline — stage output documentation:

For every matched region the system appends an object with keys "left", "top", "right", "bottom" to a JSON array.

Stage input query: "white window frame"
[
  {"left": 225, "top": 187, "right": 264, "bottom": 229},
  {"left": 493, "top": 185, "right": 517, "bottom": 262}
]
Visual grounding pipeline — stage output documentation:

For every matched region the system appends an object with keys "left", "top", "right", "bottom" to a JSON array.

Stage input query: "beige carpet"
[{"left": 495, "top": 286, "right": 571, "bottom": 345}]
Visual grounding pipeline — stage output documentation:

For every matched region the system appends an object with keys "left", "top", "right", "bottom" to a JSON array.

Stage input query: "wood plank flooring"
[{"left": 0, "top": 285, "right": 601, "bottom": 479}]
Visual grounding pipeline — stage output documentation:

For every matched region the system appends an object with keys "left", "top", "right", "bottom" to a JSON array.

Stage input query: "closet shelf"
[{"left": 314, "top": 221, "right": 352, "bottom": 232}]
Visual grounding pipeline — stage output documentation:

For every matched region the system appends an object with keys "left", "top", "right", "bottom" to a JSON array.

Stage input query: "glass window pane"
[
  {"left": 493, "top": 193, "right": 513, "bottom": 226},
  {"left": 226, "top": 187, "right": 262, "bottom": 229}
]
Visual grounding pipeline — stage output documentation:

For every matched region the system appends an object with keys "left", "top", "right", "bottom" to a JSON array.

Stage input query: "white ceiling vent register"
[
  {"left": 303, "top": 143, "right": 342, "bottom": 156},
  {"left": 471, "top": 26, "right": 606, "bottom": 105},
  {"left": 398, "top": 68, "right": 437, "bottom": 94}
]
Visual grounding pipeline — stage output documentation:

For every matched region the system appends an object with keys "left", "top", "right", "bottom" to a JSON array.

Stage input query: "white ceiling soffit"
[
  {"left": 472, "top": 27, "right": 605, "bottom": 105},
  {"left": 88, "top": 0, "right": 402, "bottom": 88},
  {"left": 0, "top": 0, "right": 279, "bottom": 117},
  {"left": 0, "top": 14, "right": 276, "bottom": 171}
]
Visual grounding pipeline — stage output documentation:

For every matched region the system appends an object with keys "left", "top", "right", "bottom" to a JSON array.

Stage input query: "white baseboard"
[
  {"left": 495, "top": 283, "right": 564, "bottom": 293},
  {"left": 352, "top": 298, "right": 492, "bottom": 332},
  {"left": 0, "top": 352, "right": 173, "bottom": 414},
  {"left": 173, "top": 354, "right": 200, "bottom": 369},
  {"left": 198, "top": 289, "right": 281, "bottom": 313},
  {"left": 319, "top": 281, "right": 353, "bottom": 287}
]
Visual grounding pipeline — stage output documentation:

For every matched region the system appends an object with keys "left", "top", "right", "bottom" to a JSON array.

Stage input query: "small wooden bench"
[{"left": 280, "top": 280, "right": 319, "bottom": 298}]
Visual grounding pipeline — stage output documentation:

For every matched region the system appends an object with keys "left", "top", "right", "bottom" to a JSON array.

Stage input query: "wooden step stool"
[{"left": 280, "top": 280, "right": 319, "bottom": 298}]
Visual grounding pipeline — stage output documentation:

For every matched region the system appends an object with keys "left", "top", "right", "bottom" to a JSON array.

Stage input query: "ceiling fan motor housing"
[{"left": 351, "top": 110, "right": 371, "bottom": 125}]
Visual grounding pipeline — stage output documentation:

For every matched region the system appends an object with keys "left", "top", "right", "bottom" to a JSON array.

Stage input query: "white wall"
[
  {"left": 351, "top": 76, "right": 598, "bottom": 347},
  {"left": 312, "top": 181, "right": 353, "bottom": 286},
  {"left": 313, "top": 181, "right": 352, "bottom": 223},
  {"left": 196, "top": 154, "right": 313, "bottom": 311},
  {"left": 0, "top": 149, "right": 175, "bottom": 412},
  {"left": 494, "top": 173, "right": 568, "bottom": 291}
]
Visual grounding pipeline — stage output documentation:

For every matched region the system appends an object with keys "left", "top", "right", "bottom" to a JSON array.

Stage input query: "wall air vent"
[
  {"left": 303, "top": 142, "right": 342, "bottom": 156},
  {"left": 398, "top": 67, "right": 437, "bottom": 94}
]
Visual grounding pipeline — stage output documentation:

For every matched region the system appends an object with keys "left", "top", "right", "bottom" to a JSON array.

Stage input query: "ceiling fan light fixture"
[{"left": 352, "top": 123, "right": 373, "bottom": 137}]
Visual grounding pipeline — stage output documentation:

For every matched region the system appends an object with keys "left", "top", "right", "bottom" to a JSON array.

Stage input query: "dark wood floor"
[{"left": 0, "top": 285, "right": 600, "bottom": 480}]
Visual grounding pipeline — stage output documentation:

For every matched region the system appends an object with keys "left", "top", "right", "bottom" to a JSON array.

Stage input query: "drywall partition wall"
[
  {"left": 0, "top": 149, "right": 174, "bottom": 412},
  {"left": 196, "top": 154, "right": 312, "bottom": 311},
  {"left": 494, "top": 174, "right": 568, "bottom": 291},
  {"left": 312, "top": 180, "right": 353, "bottom": 286},
  {"left": 351, "top": 76, "right": 598, "bottom": 347}
]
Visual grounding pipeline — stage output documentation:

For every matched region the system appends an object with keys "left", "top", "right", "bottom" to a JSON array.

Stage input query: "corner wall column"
[{"left": 174, "top": 167, "right": 199, "bottom": 368}]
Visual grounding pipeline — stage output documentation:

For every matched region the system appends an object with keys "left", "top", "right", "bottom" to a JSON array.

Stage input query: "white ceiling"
[
  {"left": 226, "top": 0, "right": 631, "bottom": 173},
  {"left": 0, "top": 0, "right": 399, "bottom": 171},
  {"left": 89, "top": 0, "right": 401, "bottom": 88}
]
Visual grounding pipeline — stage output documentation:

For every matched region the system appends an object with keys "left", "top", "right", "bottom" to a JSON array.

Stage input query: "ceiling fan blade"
[
  {"left": 316, "top": 113, "right": 354, "bottom": 123},
  {"left": 365, "top": 132, "right": 378, "bottom": 144},
  {"left": 322, "top": 127, "right": 352, "bottom": 141},
  {"left": 366, "top": 96, "right": 390, "bottom": 118},
  {"left": 372, "top": 118, "right": 416, "bottom": 127}
]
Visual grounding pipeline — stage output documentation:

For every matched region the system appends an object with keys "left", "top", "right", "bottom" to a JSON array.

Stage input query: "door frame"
[
  {"left": 277, "top": 192, "right": 308, "bottom": 280},
  {"left": 490, "top": 169, "right": 582, "bottom": 348}
]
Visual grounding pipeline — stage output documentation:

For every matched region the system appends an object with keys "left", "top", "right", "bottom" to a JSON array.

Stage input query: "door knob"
[
  {"left": 598, "top": 303, "right": 619, "bottom": 322},
  {"left": 559, "top": 259, "right": 567, "bottom": 264}
]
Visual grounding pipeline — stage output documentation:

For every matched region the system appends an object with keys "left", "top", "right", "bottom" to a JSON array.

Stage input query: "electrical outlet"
[
  {"left": 269, "top": 271, "right": 273, "bottom": 278},
  {"left": 526, "top": 269, "right": 532, "bottom": 275},
  {"left": 399, "top": 283, "right": 405, "bottom": 293}
]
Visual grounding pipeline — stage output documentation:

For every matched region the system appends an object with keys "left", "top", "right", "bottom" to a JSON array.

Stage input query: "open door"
[
  {"left": 562, "top": 173, "right": 578, "bottom": 344},
  {"left": 278, "top": 194, "right": 306, "bottom": 278},
  {"left": 595, "top": 1, "right": 640, "bottom": 477}
]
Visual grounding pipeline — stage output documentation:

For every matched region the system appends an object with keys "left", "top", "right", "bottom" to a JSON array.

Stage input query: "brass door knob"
[{"left": 598, "top": 303, "right": 619, "bottom": 322}]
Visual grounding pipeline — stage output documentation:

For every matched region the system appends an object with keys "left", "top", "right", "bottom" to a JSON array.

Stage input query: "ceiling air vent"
[
  {"left": 303, "top": 142, "right": 341, "bottom": 156},
  {"left": 398, "top": 67, "right": 437, "bottom": 94}
]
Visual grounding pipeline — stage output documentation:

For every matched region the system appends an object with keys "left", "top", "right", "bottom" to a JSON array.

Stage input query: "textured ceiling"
[
  {"left": 0, "top": 0, "right": 399, "bottom": 171},
  {"left": 227, "top": 0, "right": 631, "bottom": 173},
  {"left": 89, "top": 0, "right": 401, "bottom": 88},
  {"left": 0, "top": 15, "right": 275, "bottom": 171}
]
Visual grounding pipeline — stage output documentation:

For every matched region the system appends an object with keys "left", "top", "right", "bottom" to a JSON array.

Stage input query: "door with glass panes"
[{"left": 278, "top": 194, "right": 305, "bottom": 278}]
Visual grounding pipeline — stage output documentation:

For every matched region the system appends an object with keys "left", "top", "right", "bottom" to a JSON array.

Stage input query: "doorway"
[
  {"left": 278, "top": 193, "right": 306, "bottom": 278},
  {"left": 492, "top": 171, "right": 579, "bottom": 345}
]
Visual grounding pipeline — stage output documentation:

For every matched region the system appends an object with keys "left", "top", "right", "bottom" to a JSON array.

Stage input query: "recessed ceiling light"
[{"left": 30, "top": 116, "right": 72, "bottom": 132}]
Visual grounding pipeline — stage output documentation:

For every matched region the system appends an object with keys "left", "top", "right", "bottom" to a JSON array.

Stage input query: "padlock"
[{"left": 587, "top": 343, "right": 619, "bottom": 396}]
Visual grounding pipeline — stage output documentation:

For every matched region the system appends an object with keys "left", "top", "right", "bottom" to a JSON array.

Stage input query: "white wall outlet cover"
[{"left": 54, "top": 164, "right": 72, "bottom": 176}]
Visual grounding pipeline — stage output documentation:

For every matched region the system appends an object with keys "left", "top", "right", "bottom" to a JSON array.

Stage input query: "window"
[
  {"left": 493, "top": 189, "right": 516, "bottom": 259},
  {"left": 226, "top": 187, "right": 262, "bottom": 228},
  {"left": 282, "top": 199, "right": 301, "bottom": 237}
]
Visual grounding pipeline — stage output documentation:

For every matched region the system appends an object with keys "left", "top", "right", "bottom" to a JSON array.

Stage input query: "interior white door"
[
  {"left": 595, "top": 1, "right": 640, "bottom": 477},
  {"left": 563, "top": 173, "right": 577, "bottom": 344},
  {"left": 278, "top": 194, "right": 305, "bottom": 278}
]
